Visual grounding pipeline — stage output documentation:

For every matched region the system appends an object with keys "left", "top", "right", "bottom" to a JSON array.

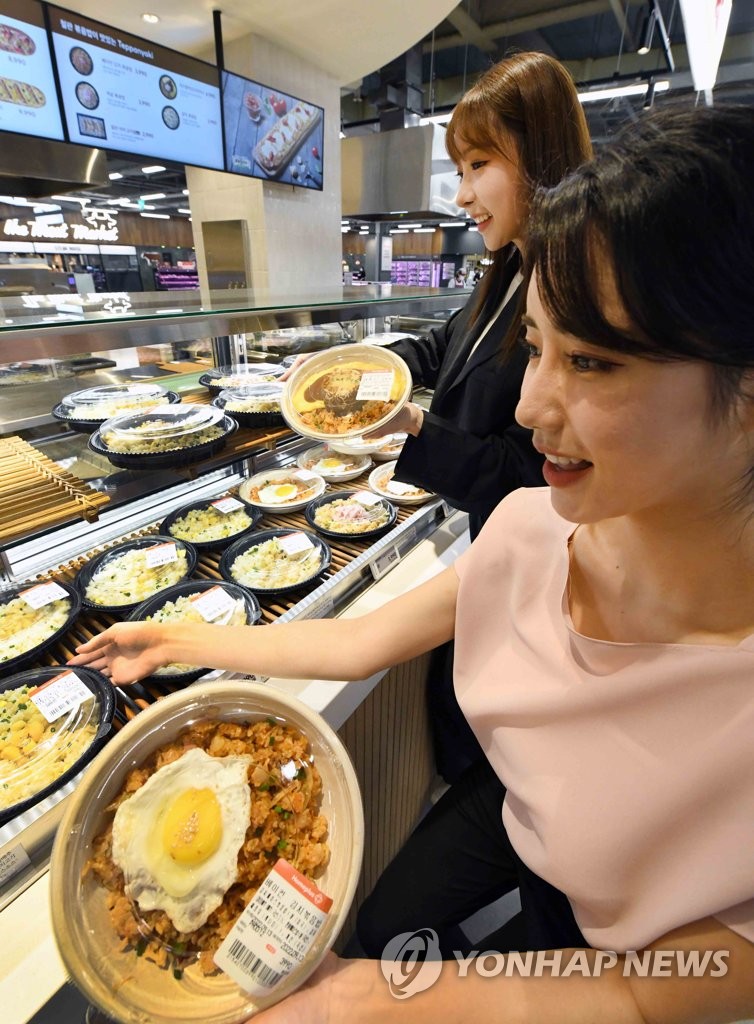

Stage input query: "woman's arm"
[
  {"left": 252, "top": 917, "right": 754, "bottom": 1024},
  {"left": 69, "top": 565, "right": 459, "bottom": 685}
]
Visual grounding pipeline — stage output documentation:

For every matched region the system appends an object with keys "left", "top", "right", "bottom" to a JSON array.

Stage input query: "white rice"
[
  {"left": 168, "top": 506, "right": 253, "bottom": 543},
  {"left": 230, "top": 538, "right": 322, "bottom": 589}
]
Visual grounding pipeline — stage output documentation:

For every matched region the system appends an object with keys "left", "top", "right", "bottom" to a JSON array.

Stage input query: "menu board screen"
[
  {"left": 48, "top": 5, "right": 223, "bottom": 169},
  {"left": 222, "top": 71, "right": 324, "bottom": 190},
  {"left": 0, "top": 0, "right": 64, "bottom": 141}
]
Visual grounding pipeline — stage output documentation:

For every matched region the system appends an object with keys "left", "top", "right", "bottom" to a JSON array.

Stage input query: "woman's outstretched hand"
[{"left": 68, "top": 621, "right": 166, "bottom": 684}]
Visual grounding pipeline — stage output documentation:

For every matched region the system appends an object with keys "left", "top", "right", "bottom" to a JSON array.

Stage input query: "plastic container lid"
[
  {"left": 60, "top": 383, "right": 169, "bottom": 420},
  {"left": 221, "top": 529, "right": 330, "bottom": 592},
  {"left": 214, "top": 382, "right": 284, "bottom": 414},
  {"left": 281, "top": 344, "right": 411, "bottom": 441},
  {"left": 49, "top": 681, "right": 364, "bottom": 1024},
  {"left": 205, "top": 363, "right": 285, "bottom": 387},
  {"left": 368, "top": 461, "right": 434, "bottom": 504},
  {"left": 296, "top": 443, "right": 372, "bottom": 481},
  {"left": 100, "top": 405, "right": 227, "bottom": 454},
  {"left": 0, "top": 665, "right": 114, "bottom": 823},
  {"left": 239, "top": 468, "right": 326, "bottom": 511},
  {"left": 306, "top": 491, "right": 396, "bottom": 538}
]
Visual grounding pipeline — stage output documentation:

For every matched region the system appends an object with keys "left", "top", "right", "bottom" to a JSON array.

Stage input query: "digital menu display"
[
  {"left": 0, "top": 0, "right": 64, "bottom": 141},
  {"left": 222, "top": 71, "right": 324, "bottom": 190},
  {"left": 48, "top": 4, "right": 223, "bottom": 169}
]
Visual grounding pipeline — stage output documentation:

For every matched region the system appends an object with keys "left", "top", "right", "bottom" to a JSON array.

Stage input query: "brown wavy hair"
[{"left": 446, "top": 51, "right": 592, "bottom": 326}]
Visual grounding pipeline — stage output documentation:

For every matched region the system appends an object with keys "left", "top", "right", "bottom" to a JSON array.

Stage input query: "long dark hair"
[
  {"left": 445, "top": 51, "right": 592, "bottom": 325},
  {"left": 524, "top": 104, "right": 754, "bottom": 416}
]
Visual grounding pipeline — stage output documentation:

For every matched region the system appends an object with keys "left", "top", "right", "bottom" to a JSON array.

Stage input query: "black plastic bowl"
[
  {"left": 219, "top": 528, "right": 331, "bottom": 595},
  {"left": 0, "top": 580, "right": 81, "bottom": 679},
  {"left": 0, "top": 665, "right": 115, "bottom": 827},
  {"left": 51, "top": 391, "right": 180, "bottom": 434},
  {"left": 159, "top": 496, "right": 261, "bottom": 552},
  {"left": 88, "top": 414, "right": 237, "bottom": 470},
  {"left": 128, "top": 579, "right": 261, "bottom": 685},
  {"left": 211, "top": 394, "right": 286, "bottom": 429},
  {"left": 304, "top": 490, "right": 397, "bottom": 541},
  {"left": 74, "top": 535, "right": 198, "bottom": 615}
]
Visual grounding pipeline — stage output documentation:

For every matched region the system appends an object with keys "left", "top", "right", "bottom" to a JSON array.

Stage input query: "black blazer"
[{"left": 389, "top": 256, "right": 544, "bottom": 540}]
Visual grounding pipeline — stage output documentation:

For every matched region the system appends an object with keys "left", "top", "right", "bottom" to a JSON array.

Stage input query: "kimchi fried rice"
[{"left": 85, "top": 718, "right": 329, "bottom": 975}]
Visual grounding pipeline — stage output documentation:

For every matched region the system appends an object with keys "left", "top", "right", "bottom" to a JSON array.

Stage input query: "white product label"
[
  {"left": 29, "top": 671, "right": 93, "bottom": 723},
  {"left": 145, "top": 542, "right": 178, "bottom": 568},
  {"left": 277, "top": 533, "right": 315, "bottom": 557},
  {"left": 0, "top": 845, "right": 32, "bottom": 887},
  {"left": 356, "top": 371, "right": 394, "bottom": 402},
  {"left": 19, "top": 581, "right": 68, "bottom": 609},
  {"left": 214, "top": 858, "right": 332, "bottom": 996},
  {"left": 371, "top": 545, "right": 400, "bottom": 581},
  {"left": 386, "top": 479, "right": 417, "bottom": 496},
  {"left": 190, "top": 586, "right": 238, "bottom": 623},
  {"left": 353, "top": 490, "right": 382, "bottom": 507},
  {"left": 294, "top": 470, "right": 318, "bottom": 482},
  {"left": 211, "top": 496, "right": 245, "bottom": 515}
]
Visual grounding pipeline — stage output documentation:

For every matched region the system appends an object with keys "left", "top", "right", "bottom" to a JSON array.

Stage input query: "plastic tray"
[
  {"left": 75, "top": 536, "right": 198, "bottom": 614},
  {"left": 220, "top": 528, "right": 330, "bottom": 595},
  {"left": 160, "top": 497, "right": 262, "bottom": 552}
]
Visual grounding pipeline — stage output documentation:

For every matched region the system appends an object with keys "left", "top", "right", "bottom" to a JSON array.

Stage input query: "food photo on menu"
[{"left": 222, "top": 70, "right": 324, "bottom": 189}]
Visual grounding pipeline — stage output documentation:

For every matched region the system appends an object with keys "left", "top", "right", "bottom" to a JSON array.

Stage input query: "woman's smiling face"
[
  {"left": 515, "top": 274, "right": 754, "bottom": 527},
  {"left": 453, "top": 135, "right": 529, "bottom": 252}
]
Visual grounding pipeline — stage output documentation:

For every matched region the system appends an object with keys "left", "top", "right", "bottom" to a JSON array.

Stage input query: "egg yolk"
[
  {"left": 161, "top": 787, "right": 222, "bottom": 865},
  {"left": 275, "top": 484, "right": 298, "bottom": 499},
  {"left": 319, "top": 458, "right": 341, "bottom": 470}
]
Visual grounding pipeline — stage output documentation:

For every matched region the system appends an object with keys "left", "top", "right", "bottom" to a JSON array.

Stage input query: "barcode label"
[
  {"left": 224, "top": 940, "right": 283, "bottom": 988},
  {"left": 189, "top": 586, "right": 238, "bottom": 622},
  {"left": 145, "top": 542, "right": 177, "bottom": 568},
  {"left": 20, "top": 581, "right": 68, "bottom": 609},
  {"left": 214, "top": 858, "right": 332, "bottom": 996},
  {"left": 356, "top": 370, "right": 394, "bottom": 402},
  {"left": 371, "top": 545, "right": 399, "bottom": 580},
  {"left": 29, "top": 671, "right": 92, "bottom": 723},
  {"left": 277, "top": 532, "right": 314, "bottom": 557},
  {"left": 211, "top": 496, "right": 244, "bottom": 514}
]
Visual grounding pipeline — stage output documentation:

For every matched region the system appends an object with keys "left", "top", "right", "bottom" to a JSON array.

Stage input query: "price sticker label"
[
  {"left": 386, "top": 479, "right": 418, "bottom": 496},
  {"left": 190, "top": 586, "right": 238, "bottom": 623},
  {"left": 145, "top": 542, "right": 178, "bottom": 568},
  {"left": 211, "top": 496, "right": 245, "bottom": 515},
  {"left": 214, "top": 858, "right": 332, "bottom": 996},
  {"left": 356, "top": 371, "right": 394, "bottom": 402},
  {"left": 371, "top": 544, "right": 400, "bottom": 581},
  {"left": 294, "top": 470, "right": 319, "bottom": 482},
  {"left": 19, "top": 581, "right": 69, "bottom": 609},
  {"left": 277, "top": 533, "right": 315, "bottom": 557},
  {"left": 29, "top": 671, "right": 93, "bottom": 723},
  {"left": 353, "top": 490, "right": 382, "bottom": 507},
  {"left": 0, "top": 844, "right": 32, "bottom": 887}
]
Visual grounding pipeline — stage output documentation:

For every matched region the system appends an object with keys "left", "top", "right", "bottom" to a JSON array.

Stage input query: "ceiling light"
[
  {"left": 182, "top": 188, "right": 189, "bottom": 195},
  {"left": 678, "top": 0, "right": 731, "bottom": 93},
  {"left": 139, "top": 192, "right": 165, "bottom": 200},
  {"left": 401, "top": 223, "right": 422, "bottom": 229},
  {"left": 443, "top": 221, "right": 470, "bottom": 227},
  {"left": 419, "top": 113, "right": 452, "bottom": 126},
  {"left": 142, "top": 13, "right": 160, "bottom": 24},
  {"left": 341, "top": 227, "right": 349, "bottom": 233},
  {"left": 577, "top": 80, "right": 670, "bottom": 103},
  {"left": 108, "top": 171, "right": 123, "bottom": 180},
  {"left": 141, "top": 165, "right": 166, "bottom": 174},
  {"left": 389, "top": 211, "right": 408, "bottom": 215},
  {"left": 177, "top": 207, "right": 191, "bottom": 214},
  {"left": 467, "top": 226, "right": 479, "bottom": 232},
  {"left": 637, "top": 4, "right": 657, "bottom": 55},
  {"left": 390, "top": 228, "right": 409, "bottom": 234},
  {"left": 141, "top": 212, "right": 170, "bottom": 219},
  {"left": 413, "top": 227, "right": 436, "bottom": 233}
]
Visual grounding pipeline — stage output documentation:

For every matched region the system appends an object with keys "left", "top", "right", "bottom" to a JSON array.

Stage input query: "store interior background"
[{"left": 1, "top": 0, "right": 752, "bottom": 300}]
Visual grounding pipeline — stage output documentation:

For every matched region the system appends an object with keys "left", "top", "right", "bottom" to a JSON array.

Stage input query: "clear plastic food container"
[
  {"left": 295, "top": 443, "right": 372, "bottom": 482},
  {"left": 58, "top": 383, "right": 172, "bottom": 422},
  {"left": 239, "top": 468, "right": 326, "bottom": 511},
  {"left": 50, "top": 681, "right": 364, "bottom": 1024},
  {"left": 100, "top": 404, "right": 228, "bottom": 454},
  {"left": 220, "top": 529, "right": 330, "bottom": 593},
  {"left": 368, "top": 461, "right": 434, "bottom": 505},
  {"left": 200, "top": 363, "right": 286, "bottom": 392},
  {"left": 213, "top": 383, "right": 285, "bottom": 427},
  {"left": 281, "top": 344, "right": 411, "bottom": 441}
]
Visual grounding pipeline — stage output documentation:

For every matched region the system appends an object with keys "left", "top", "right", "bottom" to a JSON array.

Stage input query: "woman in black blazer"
[{"left": 378, "top": 53, "right": 592, "bottom": 780}]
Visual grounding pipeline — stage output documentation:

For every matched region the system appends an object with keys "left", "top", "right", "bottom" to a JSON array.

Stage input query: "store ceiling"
[{"left": 27, "top": 1, "right": 754, "bottom": 224}]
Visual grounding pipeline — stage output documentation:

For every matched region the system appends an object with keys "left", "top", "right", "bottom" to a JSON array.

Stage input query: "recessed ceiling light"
[
  {"left": 182, "top": 188, "right": 189, "bottom": 195},
  {"left": 139, "top": 192, "right": 166, "bottom": 200},
  {"left": 142, "top": 13, "right": 160, "bottom": 24},
  {"left": 141, "top": 165, "right": 166, "bottom": 174},
  {"left": 141, "top": 212, "right": 170, "bottom": 219},
  {"left": 177, "top": 207, "right": 191, "bottom": 214},
  {"left": 108, "top": 171, "right": 123, "bottom": 180}
]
